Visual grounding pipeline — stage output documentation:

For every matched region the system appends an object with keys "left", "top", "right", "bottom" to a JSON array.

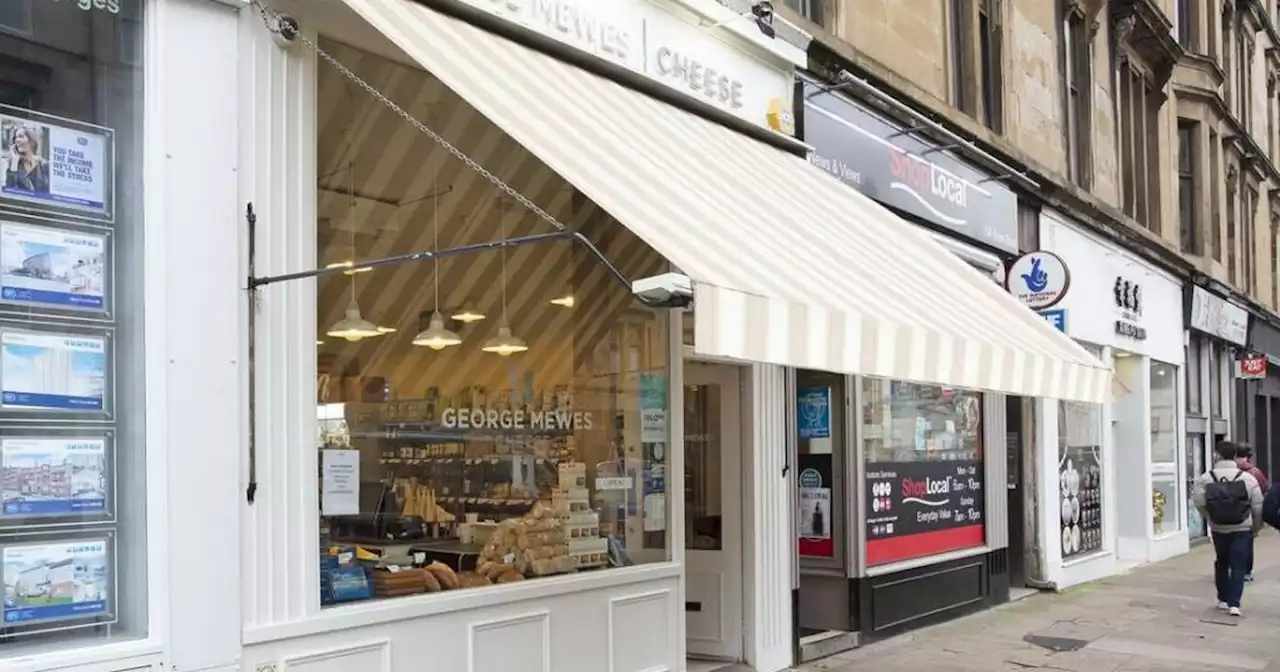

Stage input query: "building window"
[
  {"left": 950, "top": 0, "right": 976, "bottom": 116},
  {"left": 0, "top": 0, "right": 31, "bottom": 34},
  {"left": 1223, "top": 10, "right": 1233, "bottom": 108},
  {"left": 1238, "top": 34, "right": 1252, "bottom": 128},
  {"left": 1064, "top": 9, "right": 1092, "bottom": 187},
  {"left": 1177, "top": 121, "right": 1199, "bottom": 253},
  {"left": 1210, "top": 345, "right": 1224, "bottom": 417},
  {"left": 1059, "top": 399, "right": 1104, "bottom": 558},
  {"left": 781, "top": 0, "right": 822, "bottom": 25},
  {"left": 1187, "top": 336, "right": 1203, "bottom": 415},
  {"left": 1271, "top": 212, "right": 1279, "bottom": 307},
  {"left": 1227, "top": 166, "right": 1239, "bottom": 283},
  {"left": 861, "top": 379, "right": 984, "bottom": 565},
  {"left": 1245, "top": 186, "right": 1258, "bottom": 294},
  {"left": 1151, "top": 360, "right": 1182, "bottom": 534},
  {"left": 1118, "top": 61, "right": 1160, "bottom": 231},
  {"left": 0, "top": 0, "right": 147, "bottom": 655},
  {"left": 1211, "top": 130, "right": 1222, "bottom": 260},
  {"left": 978, "top": 0, "right": 1003, "bottom": 133},
  {"left": 314, "top": 42, "right": 672, "bottom": 609},
  {"left": 1176, "top": 0, "right": 1196, "bottom": 50}
]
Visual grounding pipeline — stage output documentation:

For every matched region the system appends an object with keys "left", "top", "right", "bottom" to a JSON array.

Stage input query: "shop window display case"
[{"left": 1150, "top": 360, "right": 1181, "bottom": 535}]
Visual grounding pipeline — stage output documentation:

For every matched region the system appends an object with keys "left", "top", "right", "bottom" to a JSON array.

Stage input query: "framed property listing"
[
  {"left": 0, "top": 216, "right": 113, "bottom": 321},
  {"left": 0, "top": 426, "right": 114, "bottom": 530},
  {"left": 0, "top": 106, "right": 114, "bottom": 225},
  {"left": 0, "top": 529, "right": 117, "bottom": 635},
  {"left": 0, "top": 322, "right": 114, "bottom": 421}
]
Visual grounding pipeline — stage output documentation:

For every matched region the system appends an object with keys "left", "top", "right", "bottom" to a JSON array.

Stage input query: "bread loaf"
[
  {"left": 426, "top": 562, "right": 459, "bottom": 590},
  {"left": 422, "top": 568, "right": 442, "bottom": 593}
]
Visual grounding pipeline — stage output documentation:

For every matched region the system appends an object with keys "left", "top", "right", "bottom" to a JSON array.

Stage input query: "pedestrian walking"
[
  {"left": 1192, "top": 440, "right": 1264, "bottom": 616},
  {"left": 1235, "top": 443, "right": 1269, "bottom": 582}
]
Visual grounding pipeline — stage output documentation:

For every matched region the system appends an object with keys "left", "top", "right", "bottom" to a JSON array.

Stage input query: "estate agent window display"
[
  {"left": 862, "top": 380, "right": 985, "bottom": 566},
  {"left": 0, "top": 0, "right": 146, "bottom": 656}
]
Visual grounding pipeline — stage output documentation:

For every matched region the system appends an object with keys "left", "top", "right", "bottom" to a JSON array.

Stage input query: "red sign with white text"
[{"left": 1238, "top": 354, "right": 1267, "bottom": 380}]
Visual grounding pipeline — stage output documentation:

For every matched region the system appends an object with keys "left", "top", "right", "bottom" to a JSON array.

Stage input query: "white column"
[
  {"left": 238, "top": 0, "right": 321, "bottom": 629},
  {"left": 158, "top": 0, "right": 245, "bottom": 669},
  {"left": 743, "top": 364, "right": 793, "bottom": 672}
]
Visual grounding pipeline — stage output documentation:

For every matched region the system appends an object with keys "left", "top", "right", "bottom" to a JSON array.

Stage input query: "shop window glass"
[
  {"left": 1059, "top": 402, "right": 1103, "bottom": 560},
  {"left": 1186, "top": 433, "right": 1206, "bottom": 538},
  {"left": 1186, "top": 337, "right": 1202, "bottom": 415},
  {"left": 1150, "top": 360, "right": 1181, "bottom": 534},
  {"left": 861, "top": 379, "right": 984, "bottom": 565},
  {"left": 685, "top": 382, "right": 722, "bottom": 551},
  {"left": 1209, "top": 345, "right": 1223, "bottom": 417},
  {"left": 315, "top": 42, "right": 671, "bottom": 606},
  {"left": 0, "top": 0, "right": 146, "bottom": 655}
]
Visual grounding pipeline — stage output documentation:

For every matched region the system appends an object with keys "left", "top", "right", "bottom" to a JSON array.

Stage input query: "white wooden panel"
[
  {"left": 608, "top": 590, "right": 671, "bottom": 672},
  {"left": 468, "top": 611, "right": 550, "bottom": 672},
  {"left": 282, "top": 641, "right": 390, "bottom": 672}
]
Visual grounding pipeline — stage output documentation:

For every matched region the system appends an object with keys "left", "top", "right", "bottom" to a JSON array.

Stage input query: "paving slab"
[{"left": 792, "top": 534, "right": 1280, "bottom": 672}]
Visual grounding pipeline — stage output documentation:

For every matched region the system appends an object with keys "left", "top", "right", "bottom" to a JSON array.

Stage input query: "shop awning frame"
[{"left": 323, "top": 0, "right": 1111, "bottom": 405}]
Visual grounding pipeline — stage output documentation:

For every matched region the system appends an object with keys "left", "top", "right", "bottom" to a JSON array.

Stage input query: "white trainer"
[
  {"left": 1228, "top": 606, "right": 1242, "bottom": 617},
  {"left": 1217, "top": 602, "right": 1229, "bottom": 611}
]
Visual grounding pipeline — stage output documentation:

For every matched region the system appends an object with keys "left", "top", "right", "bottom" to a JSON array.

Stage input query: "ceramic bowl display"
[{"left": 1061, "top": 497, "right": 1073, "bottom": 525}]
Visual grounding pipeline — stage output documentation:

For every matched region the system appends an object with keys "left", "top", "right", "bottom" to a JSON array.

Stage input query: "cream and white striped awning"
[{"left": 338, "top": 0, "right": 1111, "bottom": 403}]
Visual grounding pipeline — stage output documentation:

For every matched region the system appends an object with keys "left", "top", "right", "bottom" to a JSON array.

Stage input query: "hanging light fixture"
[
  {"left": 413, "top": 154, "right": 462, "bottom": 350},
  {"left": 549, "top": 295, "right": 575, "bottom": 308},
  {"left": 325, "top": 152, "right": 385, "bottom": 342},
  {"left": 482, "top": 199, "right": 528, "bottom": 356},
  {"left": 450, "top": 304, "right": 486, "bottom": 323}
]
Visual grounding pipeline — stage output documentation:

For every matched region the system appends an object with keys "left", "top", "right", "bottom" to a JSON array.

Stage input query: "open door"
[{"left": 684, "top": 362, "right": 744, "bottom": 662}]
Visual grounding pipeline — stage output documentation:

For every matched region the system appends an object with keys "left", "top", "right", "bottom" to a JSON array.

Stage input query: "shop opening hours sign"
[{"left": 864, "top": 459, "right": 985, "bottom": 565}]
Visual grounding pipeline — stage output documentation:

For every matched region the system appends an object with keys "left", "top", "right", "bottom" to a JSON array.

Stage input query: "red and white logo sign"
[{"left": 1238, "top": 353, "right": 1267, "bottom": 380}]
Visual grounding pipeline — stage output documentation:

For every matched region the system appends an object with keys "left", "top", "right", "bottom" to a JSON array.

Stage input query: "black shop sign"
[
  {"left": 865, "top": 459, "right": 985, "bottom": 565},
  {"left": 800, "top": 78, "right": 1018, "bottom": 254}
]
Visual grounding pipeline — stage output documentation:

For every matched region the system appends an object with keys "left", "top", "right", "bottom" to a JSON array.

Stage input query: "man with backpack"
[
  {"left": 1234, "top": 443, "right": 1269, "bottom": 581},
  {"left": 1192, "top": 440, "right": 1264, "bottom": 616}
]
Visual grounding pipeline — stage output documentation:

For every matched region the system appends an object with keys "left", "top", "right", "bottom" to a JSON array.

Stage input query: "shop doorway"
[
  {"left": 795, "top": 370, "right": 857, "bottom": 661},
  {"left": 1005, "top": 397, "right": 1028, "bottom": 590},
  {"left": 684, "top": 362, "right": 745, "bottom": 662}
]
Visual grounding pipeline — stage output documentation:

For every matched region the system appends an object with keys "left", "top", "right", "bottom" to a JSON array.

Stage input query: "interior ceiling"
[{"left": 315, "top": 39, "right": 666, "bottom": 399}]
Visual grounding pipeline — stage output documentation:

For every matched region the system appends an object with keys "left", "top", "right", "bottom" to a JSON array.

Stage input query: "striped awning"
[{"left": 338, "top": 0, "right": 1111, "bottom": 403}]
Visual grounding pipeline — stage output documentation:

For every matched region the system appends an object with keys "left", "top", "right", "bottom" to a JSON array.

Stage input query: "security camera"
[
  {"left": 271, "top": 14, "right": 300, "bottom": 47},
  {"left": 632, "top": 272, "right": 694, "bottom": 308},
  {"left": 752, "top": 2, "right": 776, "bottom": 38}
]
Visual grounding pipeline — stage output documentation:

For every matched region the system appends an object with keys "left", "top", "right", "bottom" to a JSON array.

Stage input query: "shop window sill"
[
  {"left": 1061, "top": 549, "right": 1112, "bottom": 568},
  {"left": 245, "top": 561, "right": 682, "bottom": 644},
  {"left": 1152, "top": 529, "right": 1185, "bottom": 541},
  {"left": 2, "top": 637, "right": 162, "bottom": 672}
]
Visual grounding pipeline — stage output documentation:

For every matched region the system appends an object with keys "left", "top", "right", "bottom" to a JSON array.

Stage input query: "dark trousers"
[
  {"left": 1213, "top": 531, "right": 1252, "bottom": 607},
  {"left": 1246, "top": 534, "right": 1255, "bottom": 575}
]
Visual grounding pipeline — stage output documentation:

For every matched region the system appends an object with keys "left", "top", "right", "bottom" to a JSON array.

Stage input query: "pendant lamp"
[
  {"left": 413, "top": 157, "right": 462, "bottom": 350},
  {"left": 482, "top": 200, "right": 528, "bottom": 356},
  {"left": 450, "top": 304, "right": 486, "bottom": 323},
  {"left": 325, "top": 156, "right": 386, "bottom": 342}
]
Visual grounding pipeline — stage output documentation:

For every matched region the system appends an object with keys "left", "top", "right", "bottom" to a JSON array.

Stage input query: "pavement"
[{"left": 794, "top": 533, "right": 1280, "bottom": 672}]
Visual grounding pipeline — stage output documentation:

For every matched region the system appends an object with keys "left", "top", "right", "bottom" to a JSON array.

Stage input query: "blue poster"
[
  {"left": 797, "top": 386, "right": 831, "bottom": 440},
  {"left": 0, "top": 330, "right": 106, "bottom": 411},
  {"left": 2, "top": 539, "right": 109, "bottom": 624}
]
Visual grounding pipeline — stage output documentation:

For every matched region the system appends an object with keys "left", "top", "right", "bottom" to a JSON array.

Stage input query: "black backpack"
[{"left": 1204, "top": 471, "right": 1252, "bottom": 526}]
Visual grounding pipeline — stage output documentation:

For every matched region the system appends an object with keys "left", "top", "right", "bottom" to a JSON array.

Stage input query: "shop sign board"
[
  {"left": 1006, "top": 252, "right": 1069, "bottom": 310},
  {"left": 1039, "top": 309, "right": 1067, "bottom": 332},
  {"left": 1237, "top": 353, "right": 1267, "bottom": 380},
  {"left": 1189, "top": 285, "right": 1249, "bottom": 347},
  {"left": 461, "top": 0, "right": 795, "bottom": 131},
  {"left": 800, "top": 79, "right": 1018, "bottom": 254},
  {"left": 864, "top": 459, "right": 985, "bottom": 565}
]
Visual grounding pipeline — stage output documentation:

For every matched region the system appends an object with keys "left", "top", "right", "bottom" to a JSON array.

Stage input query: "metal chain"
[{"left": 251, "top": 0, "right": 568, "bottom": 233}]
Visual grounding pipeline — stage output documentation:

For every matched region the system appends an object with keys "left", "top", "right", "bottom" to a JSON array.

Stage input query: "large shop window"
[
  {"left": 0, "top": 1, "right": 146, "bottom": 656},
  {"left": 1150, "top": 360, "right": 1181, "bottom": 534},
  {"left": 1059, "top": 399, "right": 1104, "bottom": 559},
  {"left": 314, "top": 42, "right": 671, "bottom": 606},
  {"left": 862, "top": 380, "right": 984, "bottom": 566}
]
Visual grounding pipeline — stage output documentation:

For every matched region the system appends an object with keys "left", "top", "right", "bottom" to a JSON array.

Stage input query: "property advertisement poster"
[
  {"left": 0, "top": 108, "right": 111, "bottom": 218},
  {"left": 2, "top": 539, "right": 110, "bottom": 625},
  {"left": 797, "top": 454, "right": 834, "bottom": 558},
  {"left": 0, "top": 330, "right": 107, "bottom": 411},
  {"left": 0, "top": 221, "right": 106, "bottom": 311},
  {"left": 864, "top": 459, "right": 985, "bottom": 565},
  {"left": 1, "top": 437, "right": 107, "bottom": 517}
]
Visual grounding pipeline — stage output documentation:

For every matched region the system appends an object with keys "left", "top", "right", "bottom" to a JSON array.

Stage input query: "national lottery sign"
[{"left": 0, "top": 106, "right": 113, "bottom": 221}]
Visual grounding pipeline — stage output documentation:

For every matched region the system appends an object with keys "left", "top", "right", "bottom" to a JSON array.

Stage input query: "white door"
[{"left": 684, "top": 363, "right": 744, "bottom": 661}]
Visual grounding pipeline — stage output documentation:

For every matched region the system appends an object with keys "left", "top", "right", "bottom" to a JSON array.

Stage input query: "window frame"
[
  {"left": 1063, "top": 8, "right": 1092, "bottom": 187},
  {"left": 0, "top": 0, "right": 32, "bottom": 36},
  {"left": 978, "top": 0, "right": 1003, "bottom": 133},
  {"left": 1177, "top": 120, "right": 1199, "bottom": 254}
]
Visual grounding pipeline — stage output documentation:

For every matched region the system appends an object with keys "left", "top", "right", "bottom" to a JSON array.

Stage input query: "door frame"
[{"left": 683, "top": 357, "right": 749, "bottom": 662}]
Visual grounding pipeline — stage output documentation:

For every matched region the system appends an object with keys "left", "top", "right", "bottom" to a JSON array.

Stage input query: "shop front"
[
  {"left": 789, "top": 69, "right": 1031, "bottom": 652},
  {"left": 1247, "top": 319, "right": 1280, "bottom": 478},
  {"left": 0, "top": 1, "right": 1114, "bottom": 671},
  {"left": 1185, "top": 283, "right": 1250, "bottom": 542},
  {"left": 1034, "top": 210, "right": 1187, "bottom": 586}
]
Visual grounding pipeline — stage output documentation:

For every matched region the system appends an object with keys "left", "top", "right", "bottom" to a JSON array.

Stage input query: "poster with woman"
[{"left": 0, "top": 107, "right": 113, "bottom": 222}]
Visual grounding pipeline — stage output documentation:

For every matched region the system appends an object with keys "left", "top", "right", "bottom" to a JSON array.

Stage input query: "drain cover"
[{"left": 1022, "top": 634, "right": 1091, "bottom": 652}]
